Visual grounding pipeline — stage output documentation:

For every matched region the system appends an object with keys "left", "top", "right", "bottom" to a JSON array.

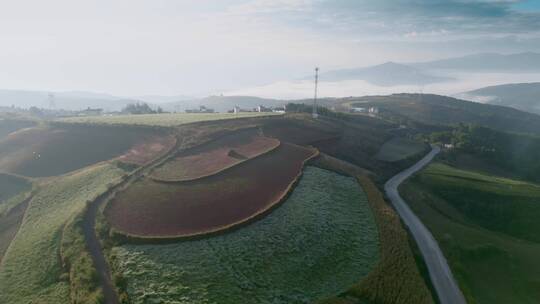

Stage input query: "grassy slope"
[
  {"left": 0, "top": 164, "right": 125, "bottom": 304},
  {"left": 401, "top": 163, "right": 540, "bottom": 303},
  {"left": 322, "top": 176, "right": 434, "bottom": 304},
  {"left": 349, "top": 93, "right": 540, "bottom": 135},
  {"left": 59, "top": 112, "right": 281, "bottom": 127},
  {"left": 110, "top": 167, "right": 379, "bottom": 304},
  {"left": 0, "top": 174, "right": 32, "bottom": 262},
  {"left": 375, "top": 137, "right": 428, "bottom": 162}
]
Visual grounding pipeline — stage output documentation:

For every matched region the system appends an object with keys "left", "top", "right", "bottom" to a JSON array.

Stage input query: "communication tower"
[{"left": 312, "top": 67, "right": 319, "bottom": 119}]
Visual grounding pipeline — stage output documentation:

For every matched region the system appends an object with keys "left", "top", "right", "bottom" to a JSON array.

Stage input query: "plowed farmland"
[
  {"left": 151, "top": 128, "right": 279, "bottom": 181},
  {"left": 105, "top": 143, "right": 317, "bottom": 237},
  {"left": 0, "top": 124, "right": 172, "bottom": 177},
  {"left": 117, "top": 135, "right": 176, "bottom": 166}
]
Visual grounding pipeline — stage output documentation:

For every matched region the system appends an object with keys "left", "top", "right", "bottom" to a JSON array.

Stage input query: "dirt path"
[
  {"left": 82, "top": 194, "right": 119, "bottom": 304},
  {"left": 82, "top": 134, "right": 183, "bottom": 304},
  {"left": 384, "top": 146, "right": 466, "bottom": 304},
  {"left": 0, "top": 196, "right": 32, "bottom": 265}
]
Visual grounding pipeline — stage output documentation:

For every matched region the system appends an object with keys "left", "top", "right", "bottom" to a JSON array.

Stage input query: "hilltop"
[
  {"left": 343, "top": 93, "right": 540, "bottom": 135},
  {"left": 462, "top": 82, "right": 540, "bottom": 115}
]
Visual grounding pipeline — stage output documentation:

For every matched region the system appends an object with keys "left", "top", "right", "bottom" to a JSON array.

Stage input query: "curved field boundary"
[
  {"left": 107, "top": 144, "right": 319, "bottom": 243},
  {"left": 148, "top": 138, "right": 281, "bottom": 183},
  {"left": 311, "top": 155, "right": 435, "bottom": 304},
  {"left": 117, "top": 134, "right": 177, "bottom": 166}
]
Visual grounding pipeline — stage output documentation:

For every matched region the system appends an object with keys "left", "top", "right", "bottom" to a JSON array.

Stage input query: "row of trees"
[
  {"left": 431, "top": 124, "right": 540, "bottom": 181},
  {"left": 122, "top": 102, "right": 165, "bottom": 115}
]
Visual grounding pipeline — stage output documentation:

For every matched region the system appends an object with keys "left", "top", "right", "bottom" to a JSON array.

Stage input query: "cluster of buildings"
[
  {"left": 350, "top": 106, "right": 379, "bottom": 115},
  {"left": 228, "top": 105, "right": 286, "bottom": 114}
]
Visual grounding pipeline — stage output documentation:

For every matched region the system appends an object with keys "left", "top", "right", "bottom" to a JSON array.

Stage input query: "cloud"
[{"left": 228, "top": 0, "right": 540, "bottom": 42}]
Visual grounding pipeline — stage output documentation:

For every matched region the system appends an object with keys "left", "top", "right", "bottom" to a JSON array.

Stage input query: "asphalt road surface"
[{"left": 384, "top": 146, "right": 466, "bottom": 304}]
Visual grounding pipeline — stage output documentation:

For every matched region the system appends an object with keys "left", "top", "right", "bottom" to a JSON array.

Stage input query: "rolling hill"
[
  {"left": 414, "top": 52, "right": 540, "bottom": 72},
  {"left": 462, "top": 82, "right": 540, "bottom": 115},
  {"left": 347, "top": 93, "right": 540, "bottom": 135},
  {"left": 319, "top": 62, "right": 450, "bottom": 86}
]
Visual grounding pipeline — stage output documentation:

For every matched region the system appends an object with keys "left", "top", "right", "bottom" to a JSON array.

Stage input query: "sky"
[{"left": 1, "top": 0, "right": 540, "bottom": 97}]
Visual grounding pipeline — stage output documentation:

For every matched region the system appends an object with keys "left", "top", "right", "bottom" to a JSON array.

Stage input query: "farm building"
[
  {"left": 350, "top": 107, "right": 367, "bottom": 113},
  {"left": 186, "top": 105, "right": 215, "bottom": 113}
]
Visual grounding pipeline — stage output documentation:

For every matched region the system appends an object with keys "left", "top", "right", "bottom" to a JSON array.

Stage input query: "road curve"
[{"left": 384, "top": 146, "right": 466, "bottom": 304}]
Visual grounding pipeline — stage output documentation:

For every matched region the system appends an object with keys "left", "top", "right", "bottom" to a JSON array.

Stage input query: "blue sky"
[
  {"left": 0, "top": 0, "right": 539, "bottom": 96},
  {"left": 513, "top": 0, "right": 540, "bottom": 12}
]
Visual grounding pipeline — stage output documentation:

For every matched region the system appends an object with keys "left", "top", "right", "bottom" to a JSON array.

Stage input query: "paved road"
[{"left": 384, "top": 146, "right": 466, "bottom": 304}]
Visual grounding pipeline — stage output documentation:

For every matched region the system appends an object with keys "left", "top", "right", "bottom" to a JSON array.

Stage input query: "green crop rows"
[
  {"left": 111, "top": 166, "right": 380, "bottom": 304},
  {"left": 0, "top": 164, "right": 125, "bottom": 304},
  {"left": 59, "top": 112, "right": 281, "bottom": 127}
]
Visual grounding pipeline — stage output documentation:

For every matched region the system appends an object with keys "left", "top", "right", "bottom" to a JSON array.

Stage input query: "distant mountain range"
[
  {"left": 461, "top": 82, "right": 540, "bottom": 115},
  {"left": 319, "top": 62, "right": 451, "bottom": 86},
  {"left": 0, "top": 89, "right": 284, "bottom": 113},
  {"left": 0, "top": 90, "right": 138, "bottom": 111},
  {"left": 314, "top": 52, "right": 540, "bottom": 86},
  {"left": 413, "top": 52, "right": 540, "bottom": 72},
  {"left": 3, "top": 52, "right": 540, "bottom": 112}
]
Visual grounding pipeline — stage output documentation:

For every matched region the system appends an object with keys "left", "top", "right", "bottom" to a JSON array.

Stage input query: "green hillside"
[
  {"left": 465, "top": 82, "right": 540, "bottom": 115},
  {"left": 432, "top": 124, "right": 540, "bottom": 182},
  {"left": 347, "top": 93, "right": 540, "bottom": 135},
  {"left": 401, "top": 163, "right": 540, "bottom": 303}
]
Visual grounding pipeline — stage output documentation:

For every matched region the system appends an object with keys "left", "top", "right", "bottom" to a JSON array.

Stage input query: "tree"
[{"left": 122, "top": 102, "right": 155, "bottom": 115}]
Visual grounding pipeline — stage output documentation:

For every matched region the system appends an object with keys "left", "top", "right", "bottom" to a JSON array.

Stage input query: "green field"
[
  {"left": 375, "top": 137, "right": 427, "bottom": 162},
  {"left": 59, "top": 112, "right": 281, "bottom": 127},
  {"left": 111, "top": 166, "right": 380, "bottom": 303},
  {"left": 401, "top": 163, "right": 540, "bottom": 303},
  {"left": 0, "top": 164, "right": 125, "bottom": 304}
]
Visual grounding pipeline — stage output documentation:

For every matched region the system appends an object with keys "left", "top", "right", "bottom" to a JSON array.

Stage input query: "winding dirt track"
[
  {"left": 82, "top": 135, "right": 182, "bottom": 304},
  {"left": 384, "top": 146, "right": 466, "bottom": 304}
]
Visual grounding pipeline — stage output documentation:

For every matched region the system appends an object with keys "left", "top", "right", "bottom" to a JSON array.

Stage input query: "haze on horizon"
[{"left": 2, "top": 0, "right": 540, "bottom": 99}]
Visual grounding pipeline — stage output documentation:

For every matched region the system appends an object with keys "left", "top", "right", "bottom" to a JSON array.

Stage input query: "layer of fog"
[{"left": 226, "top": 71, "right": 540, "bottom": 101}]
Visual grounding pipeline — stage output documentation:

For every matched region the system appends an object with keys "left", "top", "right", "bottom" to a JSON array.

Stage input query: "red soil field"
[
  {"left": 118, "top": 135, "right": 176, "bottom": 165},
  {"left": 0, "top": 125, "right": 170, "bottom": 177},
  {"left": 150, "top": 128, "right": 280, "bottom": 181},
  {"left": 104, "top": 143, "right": 317, "bottom": 238}
]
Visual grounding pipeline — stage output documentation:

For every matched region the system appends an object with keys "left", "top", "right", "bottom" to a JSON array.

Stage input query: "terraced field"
[
  {"left": 0, "top": 164, "right": 125, "bottom": 304},
  {"left": 105, "top": 143, "right": 317, "bottom": 237},
  {"left": 0, "top": 124, "right": 171, "bottom": 177},
  {"left": 110, "top": 166, "right": 380, "bottom": 304},
  {"left": 59, "top": 112, "right": 281, "bottom": 127},
  {"left": 401, "top": 163, "right": 540, "bottom": 303},
  {"left": 151, "top": 128, "right": 279, "bottom": 181}
]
